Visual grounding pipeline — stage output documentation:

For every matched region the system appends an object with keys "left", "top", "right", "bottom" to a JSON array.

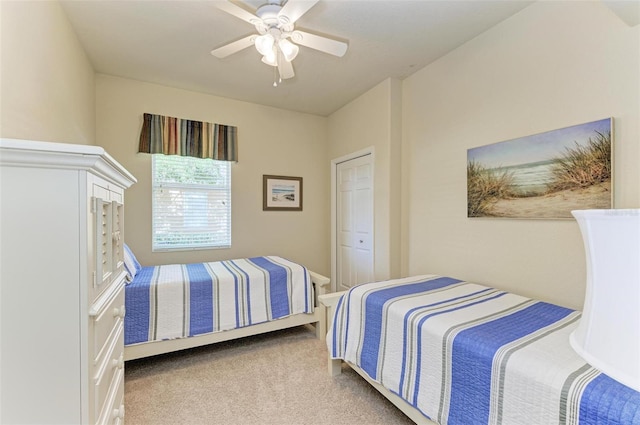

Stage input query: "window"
[{"left": 152, "top": 155, "right": 231, "bottom": 251}]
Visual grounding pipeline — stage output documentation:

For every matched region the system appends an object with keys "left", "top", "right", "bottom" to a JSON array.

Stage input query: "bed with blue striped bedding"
[
  {"left": 328, "top": 275, "right": 640, "bottom": 425},
  {"left": 125, "top": 256, "right": 313, "bottom": 346}
]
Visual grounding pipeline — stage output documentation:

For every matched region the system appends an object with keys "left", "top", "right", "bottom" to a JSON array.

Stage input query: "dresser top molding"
[{"left": 0, "top": 138, "right": 136, "bottom": 188}]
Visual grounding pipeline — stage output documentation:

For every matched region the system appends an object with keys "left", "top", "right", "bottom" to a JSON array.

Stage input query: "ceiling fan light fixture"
[
  {"left": 261, "top": 51, "right": 277, "bottom": 66},
  {"left": 278, "top": 39, "right": 299, "bottom": 62},
  {"left": 213, "top": 0, "right": 347, "bottom": 84},
  {"left": 255, "top": 33, "right": 275, "bottom": 57}
]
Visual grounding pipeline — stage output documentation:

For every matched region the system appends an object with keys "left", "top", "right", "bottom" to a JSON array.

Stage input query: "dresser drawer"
[
  {"left": 97, "top": 368, "right": 124, "bottom": 425},
  {"left": 111, "top": 384, "right": 125, "bottom": 425},
  {"left": 96, "top": 365, "right": 124, "bottom": 425},
  {"left": 94, "top": 323, "right": 124, "bottom": 425},
  {"left": 92, "top": 281, "right": 125, "bottom": 365}
]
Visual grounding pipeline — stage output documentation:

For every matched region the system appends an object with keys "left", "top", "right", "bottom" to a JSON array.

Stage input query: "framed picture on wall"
[
  {"left": 467, "top": 117, "right": 613, "bottom": 219},
  {"left": 263, "top": 175, "right": 303, "bottom": 211}
]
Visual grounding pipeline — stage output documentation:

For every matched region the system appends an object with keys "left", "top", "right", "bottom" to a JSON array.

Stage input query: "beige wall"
[
  {"left": 96, "top": 75, "right": 329, "bottom": 275},
  {"left": 327, "top": 78, "right": 402, "bottom": 285},
  {"left": 4, "top": 0, "right": 639, "bottom": 309},
  {"left": 0, "top": 1, "right": 95, "bottom": 145},
  {"left": 402, "top": 1, "right": 639, "bottom": 309}
]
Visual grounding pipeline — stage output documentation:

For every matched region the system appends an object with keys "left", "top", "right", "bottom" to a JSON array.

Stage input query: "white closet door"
[{"left": 336, "top": 154, "right": 374, "bottom": 292}]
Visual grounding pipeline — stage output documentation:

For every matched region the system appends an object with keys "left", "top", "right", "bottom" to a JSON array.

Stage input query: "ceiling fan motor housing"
[{"left": 256, "top": 2, "right": 293, "bottom": 32}]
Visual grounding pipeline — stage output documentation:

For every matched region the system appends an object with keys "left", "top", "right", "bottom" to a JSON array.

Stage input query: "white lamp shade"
[
  {"left": 261, "top": 51, "right": 277, "bottom": 66},
  {"left": 255, "top": 34, "right": 275, "bottom": 57},
  {"left": 571, "top": 209, "right": 640, "bottom": 391},
  {"left": 278, "top": 39, "right": 299, "bottom": 62}
]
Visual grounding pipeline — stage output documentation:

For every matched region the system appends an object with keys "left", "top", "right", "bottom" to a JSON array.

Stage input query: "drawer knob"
[
  {"left": 112, "top": 353, "right": 125, "bottom": 370},
  {"left": 113, "top": 305, "right": 126, "bottom": 319},
  {"left": 112, "top": 405, "right": 125, "bottom": 419}
]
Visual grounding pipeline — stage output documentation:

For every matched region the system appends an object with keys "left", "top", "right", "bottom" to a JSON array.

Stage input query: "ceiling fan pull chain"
[{"left": 273, "top": 66, "right": 278, "bottom": 87}]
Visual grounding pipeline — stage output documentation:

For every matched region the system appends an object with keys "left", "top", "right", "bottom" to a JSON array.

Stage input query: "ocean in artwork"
[{"left": 489, "top": 159, "right": 555, "bottom": 196}]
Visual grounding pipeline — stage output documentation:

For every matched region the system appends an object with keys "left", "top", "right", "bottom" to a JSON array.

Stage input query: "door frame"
[{"left": 331, "top": 147, "right": 375, "bottom": 293}]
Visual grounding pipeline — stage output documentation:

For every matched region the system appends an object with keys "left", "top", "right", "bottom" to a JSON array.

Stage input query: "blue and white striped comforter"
[
  {"left": 125, "top": 256, "right": 313, "bottom": 346},
  {"left": 328, "top": 275, "right": 640, "bottom": 425}
]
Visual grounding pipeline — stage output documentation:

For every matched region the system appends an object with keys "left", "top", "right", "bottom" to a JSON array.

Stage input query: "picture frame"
[
  {"left": 263, "top": 175, "right": 303, "bottom": 211},
  {"left": 467, "top": 117, "right": 613, "bottom": 219}
]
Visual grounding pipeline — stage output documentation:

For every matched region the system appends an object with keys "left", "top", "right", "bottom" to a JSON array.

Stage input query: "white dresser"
[{"left": 0, "top": 139, "right": 136, "bottom": 424}]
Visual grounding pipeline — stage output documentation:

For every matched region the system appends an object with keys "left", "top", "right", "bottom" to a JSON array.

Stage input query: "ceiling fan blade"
[
  {"left": 278, "top": 0, "right": 319, "bottom": 25},
  {"left": 211, "top": 35, "right": 256, "bottom": 58},
  {"left": 215, "top": 1, "right": 260, "bottom": 25},
  {"left": 291, "top": 30, "right": 348, "bottom": 57},
  {"left": 278, "top": 59, "right": 295, "bottom": 80}
]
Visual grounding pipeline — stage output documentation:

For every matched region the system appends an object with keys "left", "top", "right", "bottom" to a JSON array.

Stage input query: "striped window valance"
[{"left": 138, "top": 113, "right": 238, "bottom": 162}]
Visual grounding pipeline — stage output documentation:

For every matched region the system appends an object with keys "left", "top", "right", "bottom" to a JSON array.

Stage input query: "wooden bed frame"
[
  {"left": 124, "top": 271, "right": 331, "bottom": 361},
  {"left": 319, "top": 291, "right": 437, "bottom": 425}
]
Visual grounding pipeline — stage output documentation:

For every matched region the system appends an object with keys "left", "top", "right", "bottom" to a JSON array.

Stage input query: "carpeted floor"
[{"left": 125, "top": 325, "right": 414, "bottom": 425}]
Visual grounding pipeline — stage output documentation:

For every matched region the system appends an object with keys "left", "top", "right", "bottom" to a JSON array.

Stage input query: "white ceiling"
[{"left": 60, "top": 0, "right": 535, "bottom": 116}]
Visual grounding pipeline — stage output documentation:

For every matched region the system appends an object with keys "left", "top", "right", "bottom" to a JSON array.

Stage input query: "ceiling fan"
[{"left": 211, "top": 0, "right": 348, "bottom": 85}]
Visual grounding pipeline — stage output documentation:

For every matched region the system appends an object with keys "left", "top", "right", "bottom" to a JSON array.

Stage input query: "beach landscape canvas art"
[
  {"left": 263, "top": 175, "right": 303, "bottom": 211},
  {"left": 467, "top": 118, "right": 612, "bottom": 218}
]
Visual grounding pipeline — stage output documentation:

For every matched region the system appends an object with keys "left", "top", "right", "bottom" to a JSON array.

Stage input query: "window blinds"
[{"left": 152, "top": 155, "right": 231, "bottom": 251}]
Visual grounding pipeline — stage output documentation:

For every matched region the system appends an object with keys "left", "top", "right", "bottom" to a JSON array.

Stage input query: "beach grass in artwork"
[{"left": 467, "top": 118, "right": 612, "bottom": 218}]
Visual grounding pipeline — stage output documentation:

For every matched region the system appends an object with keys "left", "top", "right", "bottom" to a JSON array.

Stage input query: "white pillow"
[{"left": 123, "top": 243, "right": 142, "bottom": 283}]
